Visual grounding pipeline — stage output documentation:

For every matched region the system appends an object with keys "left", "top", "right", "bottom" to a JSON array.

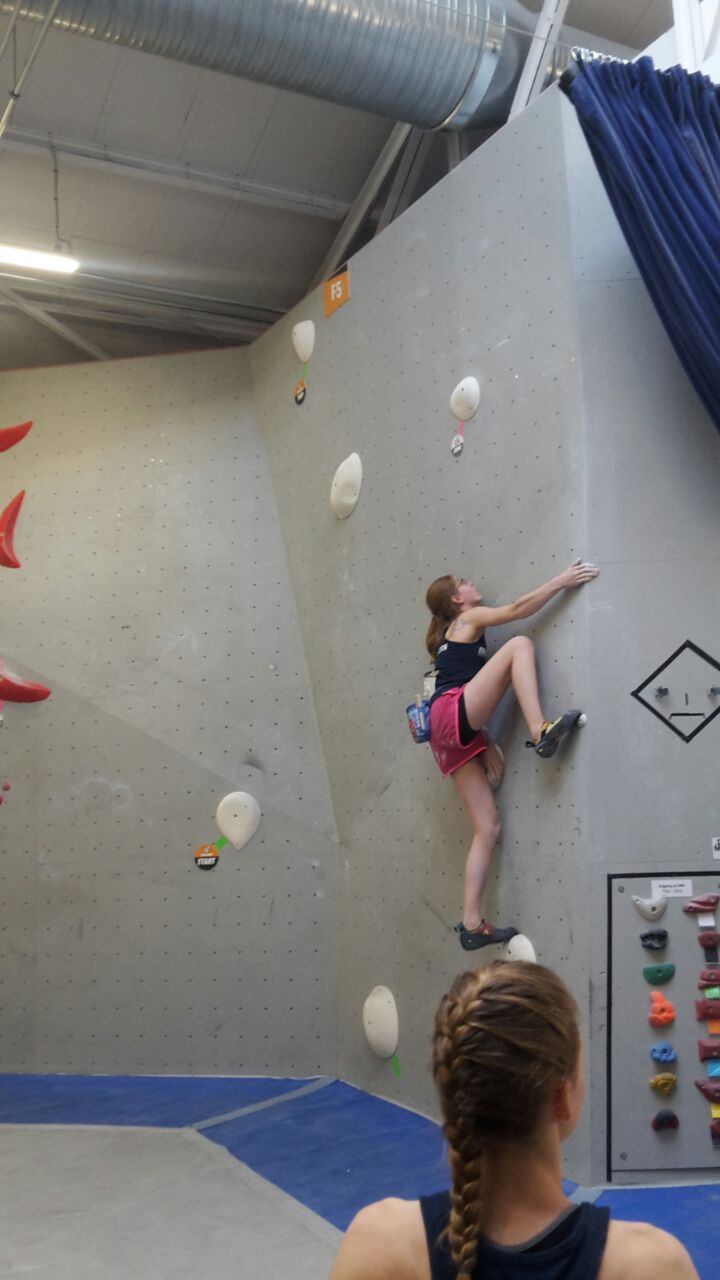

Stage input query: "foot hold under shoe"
[
  {"left": 527, "top": 710, "right": 585, "bottom": 758},
  {"left": 454, "top": 920, "right": 519, "bottom": 951}
]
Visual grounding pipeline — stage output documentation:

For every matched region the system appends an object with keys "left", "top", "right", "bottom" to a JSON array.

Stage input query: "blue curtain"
[{"left": 560, "top": 56, "right": 720, "bottom": 435}]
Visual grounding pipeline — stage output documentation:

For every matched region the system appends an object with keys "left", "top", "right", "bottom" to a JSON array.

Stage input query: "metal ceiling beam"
[
  {"left": 0, "top": 0, "right": 61, "bottom": 140},
  {"left": 375, "top": 129, "right": 434, "bottom": 236},
  {"left": 2, "top": 127, "right": 350, "bottom": 222},
  {"left": 31, "top": 300, "right": 266, "bottom": 342},
  {"left": 0, "top": 269, "right": 275, "bottom": 343},
  {"left": 0, "top": 267, "right": 282, "bottom": 327},
  {"left": 0, "top": 282, "right": 108, "bottom": 358},
  {"left": 310, "top": 123, "right": 411, "bottom": 289},
  {"left": 509, "top": 0, "right": 572, "bottom": 120}
]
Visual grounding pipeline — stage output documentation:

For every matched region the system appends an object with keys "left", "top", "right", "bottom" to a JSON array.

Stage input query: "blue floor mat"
[
  {"left": 596, "top": 1184, "right": 720, "bottom": 1280},
  {"left": 204, "top": 1079, "right": 448, "bottom": 1231},
  {"left": 0, "top": 1073, "right": 314, "bottom": 1127}
]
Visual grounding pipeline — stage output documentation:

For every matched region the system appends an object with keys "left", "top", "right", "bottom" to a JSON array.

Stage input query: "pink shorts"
[{"left": 429, "top": 688, "right": 487, "bottom": 777}]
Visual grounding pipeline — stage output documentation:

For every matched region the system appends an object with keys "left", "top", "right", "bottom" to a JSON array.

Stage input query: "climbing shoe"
[
  {"left": 527, "top": 710, "right": 584, "bottom": 758},
  {"left": 454, "top": 920, "right": 519, "bottom": 951}
]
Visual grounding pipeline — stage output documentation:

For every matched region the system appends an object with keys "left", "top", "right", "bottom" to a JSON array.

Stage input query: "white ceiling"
[{"left": 0, "top": 1, "right": 673, "bottom": 369}]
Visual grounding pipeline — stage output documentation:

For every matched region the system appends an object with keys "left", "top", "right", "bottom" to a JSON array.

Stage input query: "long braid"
[
  {"left": 434, "top": 984, "right": 488, "bottom": 1278},
  {"left": 446, "top": 1119, "right": 484, "bottom": 1279},
  {"left": 432, "top": 963, "right": 581, "bottom": 1280}
]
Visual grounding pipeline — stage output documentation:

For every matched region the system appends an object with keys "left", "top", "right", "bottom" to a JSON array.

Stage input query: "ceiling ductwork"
[{"left": 8, "top": 0, "right": 591, "bottom": 131}]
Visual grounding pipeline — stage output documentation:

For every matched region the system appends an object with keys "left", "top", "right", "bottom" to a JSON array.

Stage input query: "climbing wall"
[
  {"left": 251, "top": 87, "right": 594, "bottom": 1180},
  {"left": 609, "top": 875, "right": 720, "bottom": 1176},
  {"left": 561, "top": 74, "right": 720, "bottom": 1179},
  {"left": 0, "top": 348, "right": 337, "bottom": 1074},
  {"left": 251, "top": 70, "right": 720, "bottom": 1185}
]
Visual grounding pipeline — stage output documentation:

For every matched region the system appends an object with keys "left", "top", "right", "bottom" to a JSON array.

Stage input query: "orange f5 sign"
[{"left": 323, "top": 269, "right": 350, "bottom": 317}]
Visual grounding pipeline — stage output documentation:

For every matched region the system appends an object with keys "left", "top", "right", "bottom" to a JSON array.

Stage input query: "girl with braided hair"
[
  {"left": 330, "top": 962, "right": 697, "bottom": 1280},
  {"left": 424, "top": 561, "right": 598, "bottom": 951}
]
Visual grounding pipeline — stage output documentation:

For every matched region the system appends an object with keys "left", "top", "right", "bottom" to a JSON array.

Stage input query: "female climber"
[
  {"left": 424, "top": 559, "right": 598, "bottom": 951},
  {"left": 330, "top": 961, "right": 698, "bottom": 1280}
]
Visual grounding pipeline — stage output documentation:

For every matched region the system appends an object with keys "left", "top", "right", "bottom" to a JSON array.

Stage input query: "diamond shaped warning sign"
[{"left": 631, "top": 640, "right": 720, "bottom": 743}]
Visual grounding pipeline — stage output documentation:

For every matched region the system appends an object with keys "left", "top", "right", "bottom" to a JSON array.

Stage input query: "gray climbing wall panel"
[
  {"left": 561, "top": 87, "right": 720, "bottom": 1181},
  {"left": 609, "top": 874, "right": 720, "bottom": 1177},
  {"left": 251, "top": 80, "right": 720, "bottom": 1186},
  {"left": 251, "top": 88, "right": 594, "bottom": 1180},
  {"left": 0, "top": 349, "right": 337, "bottom": 1074}
]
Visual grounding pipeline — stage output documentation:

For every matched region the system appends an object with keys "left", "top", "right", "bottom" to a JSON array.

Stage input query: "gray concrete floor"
[{"left": 0, "top": 1125, "right": 341, "bottom": 1279}]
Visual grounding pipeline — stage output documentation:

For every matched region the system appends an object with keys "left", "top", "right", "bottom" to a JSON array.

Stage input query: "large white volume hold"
[
  {"left": 449, "top": 376, "right": 481, "bottom": 422},
  {"left": 501, "top": 934, "right": 537, "bottom": 963},
  {"left": 330, "top": 452, "right": 363, "bottom": 518},
  {"left": 215, "top": 791, "right": 261, "bottom": 850},
  {"left": 292, "top": 320, "right": 315, "bottom": 364},
  {"left": 362, "top": 986, "right": 399, "bottom": 1058}
]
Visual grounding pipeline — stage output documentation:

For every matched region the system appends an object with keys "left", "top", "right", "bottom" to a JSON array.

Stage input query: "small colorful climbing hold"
[
  {"left": 698, "top": 968, "right": 720, "bottom": 988},
  {"left": 650, "top": 1041, "right": 677, "bottom": 1064},
  {"left": 696, "top": 998, "right": 720, "bottom": 1021},
  {"left": 649, "top": 1072, "right": 677, "bottom": 1095},
  {"left": 649, "top": 991, "right": 675, "bottom": 1027},
  {"left": 643, "top": 963, "right": 675, "bottom": 985},
  {"left": 640, "top": 928, "right": 668, "bottom": 951},
  {"left": 651, "top": 1109, "right": 679, "bottom": 1132},
  {"left": 698, "top": 1039, "right": 720, "bottom": 1061},
  {"left": 0, "top": 420, "right": 32, "bottom": 453},
  {"left": 0, "top": 490, "right": 26, "bottom": 570},
  {"left": 631, "top": 891, "right": 667, "bottom": 921},
  {"left": 684, "top": 894, "right": 720, "bottom": 914},
  {"left": 695, "top": 1079, "right": 720, "bottom": 1103},
  {"left": 698, "top": 931, "right": 720, "bottom": 949},
  {"left": 0, "top": 662, "right": 50, "bottom": 702}
]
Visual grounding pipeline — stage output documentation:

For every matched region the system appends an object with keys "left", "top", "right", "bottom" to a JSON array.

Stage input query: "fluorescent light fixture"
[{"left": 0, "top": 243, "right": 78, "bottom": 273}]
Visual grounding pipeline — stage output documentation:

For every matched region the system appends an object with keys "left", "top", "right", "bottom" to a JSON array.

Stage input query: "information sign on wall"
[{"left": 323, "top": 269, "right": 350, "bottom": 317}]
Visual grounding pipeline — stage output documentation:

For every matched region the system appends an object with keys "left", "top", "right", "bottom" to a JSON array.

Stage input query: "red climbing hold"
[
  {"left": 694, "top": 1078, "right": 720, "bottom": 1103},
  {"left": 649, "top": 990, "right": 675, "bottom": 1027},
  {"left": 684, "top": 894, "right": 720, "bottom": 913},
  {"left": 699, "top": 968, "right": 720, "bottom": 988},
  {"left": 0, "top": 490, "right": 26, "bottom": 569},
  {"left": 698, "top": 1039, "right": 720, "bottom": 1061},
  {"left": 698, "top": 931, "right": 720, "bottom": 949},
  {"left": 651, "top": 1109, "right": 679, "bottom": 1132},
  {"left": 0, "top": 421, "right": 32, "bottom": 453},
  {"left": 1, "top": 781, "right": 9, "bottom": 791},
  {"left": 696, "top": 998, "right": 720, "bottom": 1021},
  {"left": 0, "top": 662, "right": 50, "bottom": 702}
]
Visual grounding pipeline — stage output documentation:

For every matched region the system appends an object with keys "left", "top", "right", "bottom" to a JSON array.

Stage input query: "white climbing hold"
[
  {"left": 449, "top": 377, "right": 481, "bottom": 423},
  {"left": 501, "top": 934, "right": 537, "bottom": 963},
  {"left": 362, "top": 985, "right": 399, "bottom": 1058},
  {"left": 292, "top": 320, "right": 315, "bottom": 364},
  {"left": 632, "top": 891, "right": 668, "bottom": 922},
  {"left": 215, "top": 791, "right": 261, "bottom": 850},
  {"left": 330, "top": 452, "right": 363, "bottom": 519}
]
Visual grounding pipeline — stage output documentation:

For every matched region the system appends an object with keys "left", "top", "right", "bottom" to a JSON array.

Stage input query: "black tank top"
[
  {"left": 420, "top": 1192, "right": 610, "bottom": 1280},
  {"left": 432, "top": 635, "right": 489, "bottom": 702}
]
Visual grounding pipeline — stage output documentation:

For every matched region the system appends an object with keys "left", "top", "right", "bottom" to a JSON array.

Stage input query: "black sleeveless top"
[
  {"left": 420, "top": 1192, "right": 610, "bottom": 1280},
  {"left": 431, "top": 636, "right": 489, "bottom": 703}
]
